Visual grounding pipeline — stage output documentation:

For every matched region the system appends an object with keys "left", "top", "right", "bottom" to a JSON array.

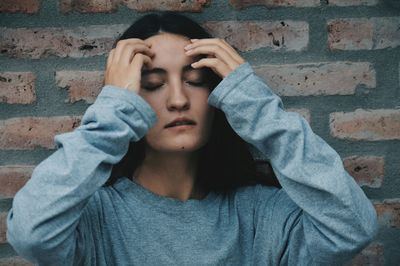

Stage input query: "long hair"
[{"left": 104, "top": 12, "right": 280, "bottom": 194}]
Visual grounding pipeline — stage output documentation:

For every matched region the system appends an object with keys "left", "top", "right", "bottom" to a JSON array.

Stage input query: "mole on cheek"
[{"left": 181, "top": 146, "right": 185, "bottom": 150}]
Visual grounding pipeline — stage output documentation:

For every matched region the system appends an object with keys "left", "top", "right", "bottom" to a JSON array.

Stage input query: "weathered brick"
[
  {"left": 253, "top": 62, "right": 375, "bottom": 96},
  {"left": 56, "top": 71, "right": 104, "bottom": 103},
  {"left": 230, "top": 0, "right": 319, "bottom": 9},
  {"left": 0, "top": 116, "right": 81, "bottom": 150},
  {"left": 327, "top": 0, "right": 378, "bottom": 6},
  {"left": 60, "top": 0, "right": 211, "bottom": 13},
  {"left": 0, "top": 212, "right": 7, "bottom": 244},
  {"left": 0, "top": 25, "right": 126, "bottom": 59},
  {"left": 0, "top": 72, "right": 36, "bottom": 104},
  {"left": 328, "top": 17, "right": 400, "bottom": 50},
  {"left": 343, "top": 156, "right": 384, "bottom": 188},
  {"left": 0, "top": 257, "right": 34, "bottom": 266},
  {"left": 346, "top": 242, "right": 384, "bottom": 266},
  {"left": 60, "top": 0, "right": 119, "bottom": 13},
  {"left": 374, "top": 199, "right": 400, "bottom": 228},
  {"left": 0, "top": 165, "right": 34, "bottom": 199},
  {"left": 0, "top": 0, "right": 40, "bottom": 14},
  {"left": 121, "top": 0, "right": 211, "bottom": 12},
  {"left": 287, "top": 108, "right": 311, "bottom": 123},
  {"left": 203, "top": 20, "right": 309, "bottom": 52},
  {"left": 330, "top": 109, "right": 400, "bottom": 141}
]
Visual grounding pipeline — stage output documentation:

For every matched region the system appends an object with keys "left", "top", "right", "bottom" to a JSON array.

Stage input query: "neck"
[{"left": 132, "top": 148, "right": 206, "bottom": 201}]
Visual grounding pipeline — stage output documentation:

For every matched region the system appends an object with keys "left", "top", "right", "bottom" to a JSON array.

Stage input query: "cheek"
[
  {"left": 139, "top": 94, "right": 164, "bottom": 120},
  {"left": 195, "top": 96, "right": 215, "bottom": 133}
]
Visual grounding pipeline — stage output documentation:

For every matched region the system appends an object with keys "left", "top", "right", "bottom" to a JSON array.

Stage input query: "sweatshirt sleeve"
[
  {"left": 208, "top": 62, "right": 378, "bottom": 265},
  {"left": 6, "top": 85, "right": 156, "bottom": 265}
]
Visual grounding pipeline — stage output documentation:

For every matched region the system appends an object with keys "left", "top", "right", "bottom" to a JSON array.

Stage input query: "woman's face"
[{"left": 138, "top": 33, "right": 215, "bottom": 154}]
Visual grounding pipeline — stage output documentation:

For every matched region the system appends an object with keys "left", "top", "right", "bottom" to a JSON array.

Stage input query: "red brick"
[
  {"left": 287, "top": 108, "right": 311, "bottom": 123},
  {"left": 0, "top": 0, "right": 40, "bottom": 14},
  {"left": 60, "top": 0, "right": 119, "bottom": 13},
  {"left": 0, "top": 116, "right": 81, "bottom": 150},
  {"left": 253, "top": 62, "right": 375, "bottom": 96},
  {"left": 229, "top": 0, "right": 319, "bottom": 9},
  {"left": 56, "top": 71, "right": 104, "bottom": 103},
  {"left": 343, "top": 156, "right": 384, "bottom": 188},
  {"left": 330, "top": 109, "right": 400, "bottom": 141},
  {"left": 0, "top": 257, "right": 34, "bottom": 266},
  {"left": 121, "top": 0, "right": 211, "bottom": 12},
  {"left": 346, "top": 242, "right": 384, "bottom": 266},
  {"left": 0, "top": 212, "right": 7, "bottom": 244},
  {"left": 374, "top": 199, "right": 400, "bottom": 228},
  {"left": 0, "top": 165, "right": 34, "bottom": 199},
  {"left": 328, "top": 0, "right": 378, "bottom": 6},
  {"left": 0, "top": 72, "right": 36, "bottom": 104},
  {"left": 0, "top": 25, "right": 125, "bottom": 59},
  {"left": 203, "top": 20, "right": 308, "bottom": 52},
  {"left": 328, "top": 17, "right": 400, "bottom": 50}
]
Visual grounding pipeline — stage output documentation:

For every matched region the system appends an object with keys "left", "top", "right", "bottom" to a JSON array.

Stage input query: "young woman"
[{"left": 7, "top": 12, "right": 377, "bottom": 265}]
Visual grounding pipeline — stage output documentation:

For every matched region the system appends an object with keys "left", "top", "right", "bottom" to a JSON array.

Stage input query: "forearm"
[
  {"left": 6, "top": 86, "right": 156, "bottom": 263},
  {"left": 208, "top": 62, "right": 378, "bottom": 261}
]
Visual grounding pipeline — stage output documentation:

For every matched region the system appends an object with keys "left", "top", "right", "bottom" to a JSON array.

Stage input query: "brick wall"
[{"left": 0, "top": 0, "right": 399, "bottom": 264}]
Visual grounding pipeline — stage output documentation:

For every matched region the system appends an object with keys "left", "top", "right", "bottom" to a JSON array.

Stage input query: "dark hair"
[{"left": 104, "top": 12, "right": 280, "bottom": 194}]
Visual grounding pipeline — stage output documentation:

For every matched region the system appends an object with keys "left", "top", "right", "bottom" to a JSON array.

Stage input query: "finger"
[
  {"left": 130, "top": 53, "right": 153, "bottom": 74},
  {"left": 197, "top": 38, "right": 243, "bottom": 63},
  {"left": 192, "top": 38, "right": 242, "bottom": 63},
  {"left": 124, "top": 53, "right": 153, "bottom": 93},
  {"left": 220, "top": 39, "right": 245, "bottom": 64},
  {"left": 191, "top": 58, "right": 230, "bottom": 78},
  {"left": 114, "top": 39, "right": 151, "bottom": 64},
  {"left": 120, "top": 44, "right": 155, "bottom": 66},
  {"left": 117, "top": 38, "right": 151, "bottom": 47},
  {"left": 188, "top": 38, "right": 244, "bottom": 65},
  {"left": 106, "top": 49, "right": 115, "bottom": 69},
  {"left": 141, "top": 54, "right": 153, "bottom": 68},
  {"left": 186, "top": 44, "right": 238, "bottom": 70}
]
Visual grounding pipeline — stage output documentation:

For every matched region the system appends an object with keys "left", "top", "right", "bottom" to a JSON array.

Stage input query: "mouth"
[{"left": 164, "top": 119, "right": 196, "bottom": 128}]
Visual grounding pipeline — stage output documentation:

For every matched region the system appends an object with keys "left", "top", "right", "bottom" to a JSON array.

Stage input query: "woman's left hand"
[{"left": 184, "top": 38, "right": 246, "bottom": 78}]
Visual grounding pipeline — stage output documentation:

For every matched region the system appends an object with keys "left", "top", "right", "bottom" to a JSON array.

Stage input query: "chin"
[
  {"left": 152, "top": 138, "right": 208, "bottom": 153},
  {"left": 166, "top": 142, "right": 205, "bottom": 152}
]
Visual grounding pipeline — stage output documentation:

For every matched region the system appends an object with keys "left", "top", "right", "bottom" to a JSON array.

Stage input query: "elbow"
[
  {"left": 341, "top": 201, "right": 379, "bottom": 257},
  {"left": 6, "top": 210, "right": 40, "bottom": 261},
  {"left": 356, "top": 202, "right": 379, "bottom": 247},
  {"left": 6, "top": 209, "right": 56, "bottom": 262}
]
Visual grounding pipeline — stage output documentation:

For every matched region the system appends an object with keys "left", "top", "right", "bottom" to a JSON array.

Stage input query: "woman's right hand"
[{"left": 104, "top": 39, "right": 154, "bottom": 94}]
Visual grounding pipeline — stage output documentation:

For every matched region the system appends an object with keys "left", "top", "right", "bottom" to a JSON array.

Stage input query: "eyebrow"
[{"left": 141, "top": 64, "right": 198, "bottom": 76}]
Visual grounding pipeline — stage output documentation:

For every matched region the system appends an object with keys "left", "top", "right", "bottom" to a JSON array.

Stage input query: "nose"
[{"left": 166, "top": 82, "right": 190, "bottom": 111}]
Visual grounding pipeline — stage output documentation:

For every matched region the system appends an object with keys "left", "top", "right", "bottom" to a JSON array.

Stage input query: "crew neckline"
[{"left": 113, "top": 176, "right": 220, "bottom": 213}]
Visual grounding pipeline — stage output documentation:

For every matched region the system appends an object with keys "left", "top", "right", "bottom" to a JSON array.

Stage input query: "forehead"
[
  {"left": 145, "top": 32, "right": 189, "bottom": 52},
  {"left": 144, "top": 33, "right": 203, "bottom": 74}
]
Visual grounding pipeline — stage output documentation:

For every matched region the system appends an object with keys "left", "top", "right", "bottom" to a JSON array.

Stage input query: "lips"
[{"left": 164, "top": 117, "right": 196, "bottom": 128}]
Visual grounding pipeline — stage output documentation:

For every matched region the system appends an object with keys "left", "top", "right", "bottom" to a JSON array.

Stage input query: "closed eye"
[
  {"left": 187, "top": 81, "right": 207, "bottom": 87},
  {"left": 142, "top": 84, "right": 163, "bottom": 91}
]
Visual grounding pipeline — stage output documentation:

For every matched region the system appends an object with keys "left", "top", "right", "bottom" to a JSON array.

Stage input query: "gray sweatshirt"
[{"left": 6, "top": 62, "right": 378, "bottom": 265}]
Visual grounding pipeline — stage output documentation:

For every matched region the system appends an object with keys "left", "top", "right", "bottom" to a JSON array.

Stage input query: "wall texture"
[{"left": 0, "top": 0, "right": 399, "bottom": 265}]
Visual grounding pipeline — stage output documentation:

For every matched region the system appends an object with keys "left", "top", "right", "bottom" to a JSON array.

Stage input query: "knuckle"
[
  {"left": 135, "top": 53, "right": 145, "bottom": 59},
  {"left": 116, "top": 40, "right": 126, "bottom": 48}
]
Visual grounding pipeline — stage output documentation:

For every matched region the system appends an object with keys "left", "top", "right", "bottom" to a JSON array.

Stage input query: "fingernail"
[
  {"left": 184, "top": 44, "right": 192, "bottom": 50},
  {"left": 191, "top": 39, "right": 199, "bottom": 42}
]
